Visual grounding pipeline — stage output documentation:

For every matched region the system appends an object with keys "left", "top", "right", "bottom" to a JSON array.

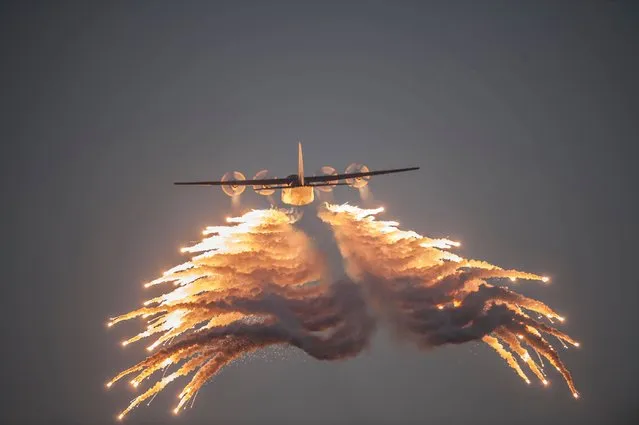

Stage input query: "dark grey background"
[{"left": 1, "top": 1, "right": 637, "bottom": 424}]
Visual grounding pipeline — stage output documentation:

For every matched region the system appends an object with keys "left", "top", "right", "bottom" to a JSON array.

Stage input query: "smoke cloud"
[{"left": 107, "top": 204, "right": 579, "bottom": 419}]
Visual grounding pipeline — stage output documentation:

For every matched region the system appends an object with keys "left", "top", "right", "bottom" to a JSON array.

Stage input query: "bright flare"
[
  {"left": 318, "top": 203, "right": 579, "bottom": 397},
  {"left": 107, "top": 208, "right": 328, "bottom": 419},
  {"left": 107, "top": 203, "right": 579, "bottom": 419}
]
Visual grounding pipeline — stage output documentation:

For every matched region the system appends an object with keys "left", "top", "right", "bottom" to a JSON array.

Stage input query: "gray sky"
[{"left": 1, "top": 1, "right": 638, "bottom": 424}]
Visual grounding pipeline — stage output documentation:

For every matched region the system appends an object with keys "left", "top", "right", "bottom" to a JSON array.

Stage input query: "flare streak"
[{"left": 107, "top": 203, "right": 578, "bottom": 419}]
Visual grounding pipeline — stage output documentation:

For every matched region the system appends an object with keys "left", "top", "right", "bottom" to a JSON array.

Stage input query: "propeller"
[
  {"left": 252, "top": 169, "right": 276, "bottom": 196},
  {"left": 221, "top": 171, "right": 246, "bottom": 197},
  {"left": 344, "top": 163, "right": 371, "bottom": 188},
  {"left": 316, "top": 166, "right": 338, "bottom": 192}
]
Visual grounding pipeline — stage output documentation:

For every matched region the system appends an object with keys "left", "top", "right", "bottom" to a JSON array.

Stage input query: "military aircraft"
[{"left": 174, "top": 143, "right": 419, "bottom": 206}]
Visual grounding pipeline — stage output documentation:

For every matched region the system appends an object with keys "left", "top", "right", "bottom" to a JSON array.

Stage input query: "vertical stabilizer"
[{"left": 298, "top": 142, "right": 304, "bottom": 185}]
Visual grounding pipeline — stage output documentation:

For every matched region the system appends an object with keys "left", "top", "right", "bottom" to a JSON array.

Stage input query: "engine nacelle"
[
  {"left": 221, "top": 171, "right": 246, "bottom": 197},
  {"left": 345, "top": 163, "right": 371, "bottom": 188},
  {"left": 281, "top": 186, "right": 314, "bottom": 206}
]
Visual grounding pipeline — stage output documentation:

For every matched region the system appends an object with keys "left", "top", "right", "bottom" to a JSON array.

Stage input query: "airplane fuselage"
[
  {"left": 281, "top": 185, "right": 314, "bottom": 206},
  {"left": 285, "top": 174, "right": 303, "bottom": 187},
  {"left": 280, "top": 146, "right": 312, "bottom": 205}
]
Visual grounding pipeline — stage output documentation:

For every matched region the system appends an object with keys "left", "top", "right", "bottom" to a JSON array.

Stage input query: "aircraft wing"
[
  {"left": 307, "top": 182, "right": 351, "bottom": 187},
  {"left": 174, "top": 177, "right": 291, "bottom": 186},
  {"left": 304, "top": 166, "right": 420, "bottom": 184}
]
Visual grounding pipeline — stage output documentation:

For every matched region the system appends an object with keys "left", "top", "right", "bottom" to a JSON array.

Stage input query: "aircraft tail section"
[{"left": 298, "top": 142, "right": 304, "bottom": 185}]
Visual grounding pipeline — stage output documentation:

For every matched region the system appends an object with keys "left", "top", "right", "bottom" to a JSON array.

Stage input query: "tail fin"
[{"left": 298, "top": 142, "right": 304, "bottom": 185}]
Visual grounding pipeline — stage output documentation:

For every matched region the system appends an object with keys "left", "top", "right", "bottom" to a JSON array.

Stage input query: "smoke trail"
[
  {"left": 107, "top": 208, "right": 374, "bottom": 419},
  {"left": 107, "top": 203, "right": 579, "bottom": 419},
  {"left": 317, "top": 203, "right": 579, "bottom": 397}
]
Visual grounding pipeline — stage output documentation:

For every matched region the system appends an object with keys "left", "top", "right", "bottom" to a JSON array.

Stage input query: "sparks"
[
  {"left": 107, "top": 204, "right": 579, "bottom": 419},
  {"left": 319, "top": 203, "right": 579, "bottom": 398},
  {"left": 107, "top": 208, "right": 327, "bottom": 417}
]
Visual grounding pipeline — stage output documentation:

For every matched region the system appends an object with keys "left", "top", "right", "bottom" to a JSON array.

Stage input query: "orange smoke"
[
  {"left": 318, "top": 203, "right": 578, "bottom": 396},
  {"left": 106, "top": 208, "right": 373, "bottom": 419},
  {"left": 107, "top": 203, "right": 579, "bottom": 419}
]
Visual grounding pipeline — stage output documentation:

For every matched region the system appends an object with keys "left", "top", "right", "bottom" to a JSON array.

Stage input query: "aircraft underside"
[{"left": 281, "top": 186, "right": 315, "bottom": 206}]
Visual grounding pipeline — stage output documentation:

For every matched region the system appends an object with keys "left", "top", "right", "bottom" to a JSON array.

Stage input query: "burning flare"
[
  {"left": 107, "top": 208, "right": 372, "bottom": 419},
  {"left": 317, "top": 203, "right": 579, "bottom": 397},
  {"left": 107, "top": 204, "right": 579, "bottom": 419}
]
